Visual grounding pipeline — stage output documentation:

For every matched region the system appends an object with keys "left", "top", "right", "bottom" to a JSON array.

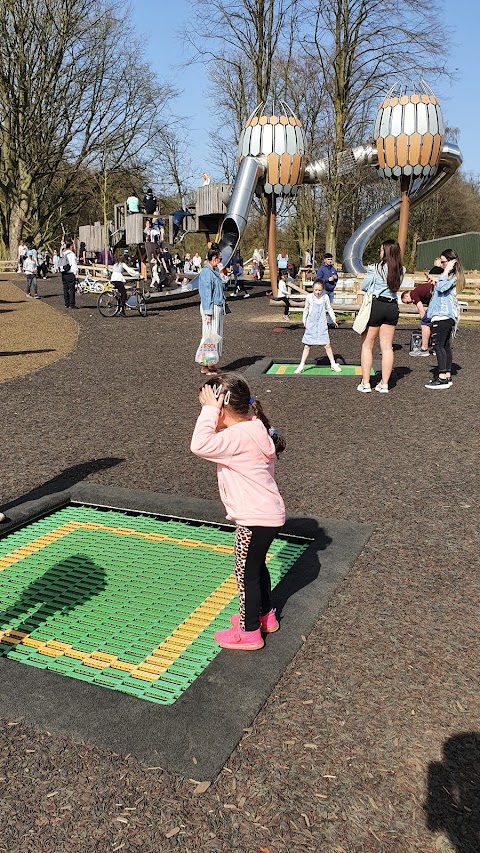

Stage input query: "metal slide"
[
  {"left": 217, "top": 140, "right": 462, "bottom": 274},
  {"left": 342, "top": 141, "right": 463, "bottom": 274},
  {"left": 218, "top": 156, "right": 266, "bottom": 268}
]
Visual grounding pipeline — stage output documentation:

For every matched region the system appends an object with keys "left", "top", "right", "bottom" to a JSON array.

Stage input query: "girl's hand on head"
[
  {"left": 444, "top": 260, "right": 456, "bottom": 275},
  {"left": 199, "top": 384, "right": 224, "bottom": 409}
]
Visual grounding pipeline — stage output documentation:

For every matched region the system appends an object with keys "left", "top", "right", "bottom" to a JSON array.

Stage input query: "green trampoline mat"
[
  {"left": 267, "top": 363, "right": 374, "bottom": 376},
  {"left": 0, "top": 506, "right": 309, "bottom": 705}
]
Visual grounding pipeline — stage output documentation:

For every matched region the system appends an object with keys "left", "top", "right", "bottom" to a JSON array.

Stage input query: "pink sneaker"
[
  {"left": 230, "top": 608, "right": 279, "bottom": 634},
  {"left": 214, "top": 625, "right": 264, "bottom": 650}
]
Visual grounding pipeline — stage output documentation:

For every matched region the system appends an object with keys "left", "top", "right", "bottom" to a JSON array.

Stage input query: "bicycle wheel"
[
  {"left": 97, "top": 291, "right": 120, "bottom": 317},
  {"left": 137, "top": 294, "right": 147, "bottom": 316}
]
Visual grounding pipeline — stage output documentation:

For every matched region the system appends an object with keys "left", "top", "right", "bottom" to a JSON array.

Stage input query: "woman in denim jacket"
[
  {"left": 195, "top": 246, "right": 225, "bottom": 374},
  {"left": 424, "top": 248, "right": 464, "bottom": 390},
  {"left": 357, "top": 239, "right": 403, "bottom": 394}
]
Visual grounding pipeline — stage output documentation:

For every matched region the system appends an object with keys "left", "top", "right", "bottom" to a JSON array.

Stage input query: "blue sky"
[{"left": 130, "top": 0, "right": 479, "bottom": 178}]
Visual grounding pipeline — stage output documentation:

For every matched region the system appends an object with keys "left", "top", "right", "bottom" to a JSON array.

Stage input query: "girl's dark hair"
[
  {"left": 201, "top": 372, "right": 286, "bottom": 456},
  {"left": 207, "top": 247, "right": 221, "bottom": 262},
  {"left": 379, "top": 239, "right": 402, "bottom": 292},
  {"left": 440, "top": 247, "right": 465, "bottom": 293}
]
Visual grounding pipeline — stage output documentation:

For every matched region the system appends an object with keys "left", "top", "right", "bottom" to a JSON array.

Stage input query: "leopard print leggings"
[{"left": 234, "top": 525, "right": 282, "bottom": 631}]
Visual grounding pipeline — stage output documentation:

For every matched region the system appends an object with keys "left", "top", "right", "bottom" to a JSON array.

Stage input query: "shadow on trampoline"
[{"left": 0, "top": 555, "right": 106, "bottom": 646}]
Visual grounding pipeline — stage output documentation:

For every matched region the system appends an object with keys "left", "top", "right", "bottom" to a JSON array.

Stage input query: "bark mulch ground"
[
  {"left": 0, "top": 277, "right": 78, "bottom": 384},
  {"left": 0, "top": 275, "right": 479, "bottom": 853}
]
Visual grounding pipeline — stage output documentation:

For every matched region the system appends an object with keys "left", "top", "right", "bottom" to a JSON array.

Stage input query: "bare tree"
[
  {"left": 303, "top": 0, "right": 451, "bottom": 259},
  {"left": 152, "top": 127, "right": 194, "bottom": 208},
  {"left": 0, "top": 0, "right": 176, "bottom": 256},
  {"left": 187, "top": 0, "right": 299, "bottom": 182}
]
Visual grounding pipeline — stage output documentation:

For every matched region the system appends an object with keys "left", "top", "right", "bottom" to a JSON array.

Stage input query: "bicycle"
[
  {"left": 97, "top": 281, "right": 147, "bottom": 317},
  {"left": 77, "top": 274, "right": 109, "bottom": 294}
]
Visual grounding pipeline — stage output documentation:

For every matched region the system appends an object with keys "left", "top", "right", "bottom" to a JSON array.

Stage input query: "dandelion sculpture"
[
  {"left": 218, "top": 84, "right": 460, "bottom": 288},
  {"left": 221, "top": 103, "right": 307, "bottom": 295},
  {"left": 373, "top": 81, "right": 445, "bottom": 258}
]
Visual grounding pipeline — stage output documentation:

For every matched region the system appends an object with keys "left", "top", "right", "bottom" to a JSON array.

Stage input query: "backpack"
[{"left": 58, "top": 253, "right": 71, "bottom": 274}]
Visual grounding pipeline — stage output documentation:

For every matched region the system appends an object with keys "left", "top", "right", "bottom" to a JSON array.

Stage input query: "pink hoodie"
[{"left": 190, "top": 406, "right": 285, "bottom": 528}]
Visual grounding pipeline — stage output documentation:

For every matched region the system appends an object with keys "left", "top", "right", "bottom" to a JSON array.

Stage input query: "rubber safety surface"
[{"left": 0, "top": 505, "right": 309, "bottom": 706}]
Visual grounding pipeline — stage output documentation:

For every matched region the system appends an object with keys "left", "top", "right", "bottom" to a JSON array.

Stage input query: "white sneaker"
[
  {"left": 294, "top": 364, "right": 305, "bottom": 374},
  {"left": 375, "top": 382, "right": 389, "bottom": 394},
  {"left": 0, "top": 512, "right": 6, "bottom": 523},
  {"left": 243, "top": 293, "right": 250, "bottom": 298},
  {"left": 356, "top": 381, "right": 371, "bottom": 393},
  {"left": 331, "top": 363, "right": 342, "bottom": 372}
]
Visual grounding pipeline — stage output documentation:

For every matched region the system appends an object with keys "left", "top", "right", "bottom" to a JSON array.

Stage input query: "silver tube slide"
[
  {"left": 218, "top": 156, "right": 266, "bottom": 268},
  {"left": 303, "top": 143, "right": 378, "bottom": 184},
  {"left": 342, "top": 142, "right": 463, "bottom": 274}
]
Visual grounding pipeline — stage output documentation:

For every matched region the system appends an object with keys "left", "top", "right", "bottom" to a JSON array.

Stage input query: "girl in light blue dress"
[{"left": 295, "top": 280, "right": 340, "bottom": 373}]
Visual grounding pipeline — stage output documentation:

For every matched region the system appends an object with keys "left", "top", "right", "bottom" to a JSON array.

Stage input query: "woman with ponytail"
[
  {"left": 191, "top": 373, "right": 286, "bottom": 651},
  {"left": 357, "top": 238, "right": 403, "bottom": 394},
  {"left": 425, "top": 248, "right": 464, "bottom": 390}
]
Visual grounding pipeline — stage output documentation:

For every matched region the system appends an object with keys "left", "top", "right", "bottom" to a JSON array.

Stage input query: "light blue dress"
[{"left": 302, "top": 293, "right": 335, "bottom": 345}]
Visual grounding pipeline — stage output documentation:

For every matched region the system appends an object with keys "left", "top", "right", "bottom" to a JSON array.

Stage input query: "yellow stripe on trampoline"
[
  {"left": 0, "top": 520, "right": 234, "bottom": 573},
  {"left": 0, "top": 571, "right": 240, "bottom": 681},
  {"left": 276, "top": 365, "right": 288, "bottom": 374},
  {"left": 0, "top": 518, "right": 274, "bottom": 683}
]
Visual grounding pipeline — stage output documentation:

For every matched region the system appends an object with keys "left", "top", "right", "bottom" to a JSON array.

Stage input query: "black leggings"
[
  {"left": 115, "top": 281, "right": 127, "bottom": 312},
  {"left": 431, "top": 318, "right": 454, "bottom": 373},
  {"left": 234, "top": 525, "right": 282, "bottom": 631}
]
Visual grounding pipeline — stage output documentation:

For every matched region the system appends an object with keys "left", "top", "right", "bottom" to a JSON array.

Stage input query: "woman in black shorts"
[{"left": 357, "top": 239, "right": 403, "bottom": 394}]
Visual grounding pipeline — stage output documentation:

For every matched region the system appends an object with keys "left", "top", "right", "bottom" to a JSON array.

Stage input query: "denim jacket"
[
  {"left": 426, "top": 274, "right": 459, "bottom": 322},
  {"left": 198, "top": 264, "right": 224, "bottom": 314},
  {"left": 361, "top": 263, "right": 402, "bottom": 300}
]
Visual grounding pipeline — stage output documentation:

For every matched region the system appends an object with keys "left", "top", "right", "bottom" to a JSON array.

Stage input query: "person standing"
[
  {"left": 424, "top": 248, "right": 464, "bottom": 390},
  {"left": 357, "top": 239, "right": 403, "bottom": 394},
  {"left": 195, "top": 247, "right": 225, "bottom": 374},
  {"left": 60, "top": 240, "right": 79, "bottom": 309},
  {"left": 18, "top": 241, "right": 28, "bottom": 273},
  {"left": 295, "top": 279, "right": 341, "bottom": 373},
  {"left": 232, "top": 252, "right": 248, "bottom": 297},
  {"left": 191, "top": 373, "right": 286, "bottom": 651},
  {"left": 192, "top": 252, "right": 202, "bottom": 273},
  {"left": 23, "top": 250, "right": 38, "bottom": 297},
  {"left": 143, "top": 188, "right": 157, "bottom": 215},
  {"left": 314, "top": 253, "right": 338, "bottom": 307},
  {"left": 277, "top": 252, "right": 288, "bottom": 273},
  {"left": 277, "top": 272, "right": 291, "bottom": 320}
]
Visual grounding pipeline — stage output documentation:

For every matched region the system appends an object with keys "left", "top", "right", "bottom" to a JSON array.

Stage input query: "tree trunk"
[
  {"left": 409, "top": 230, "right": 419, "bottom": 272},
  {"left": 324, "top": 185, "right": 340, "bottom": 261},
  {"left": 9, "top": 200, "right": 29, "bottom": 260}
]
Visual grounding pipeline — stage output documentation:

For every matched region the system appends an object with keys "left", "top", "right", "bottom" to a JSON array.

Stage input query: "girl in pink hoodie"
[{"left": 191, "top": 373, "right": 286, "bottom": 651}]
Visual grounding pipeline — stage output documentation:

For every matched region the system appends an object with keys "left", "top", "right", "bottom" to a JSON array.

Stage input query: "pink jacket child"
[{"left": 191, "top": 373, "right": 286, "bottom": 652}]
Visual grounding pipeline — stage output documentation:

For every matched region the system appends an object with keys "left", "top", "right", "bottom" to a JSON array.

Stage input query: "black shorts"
[{"left": 368, "top": 296, "right": 399, "bottom": 327}]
